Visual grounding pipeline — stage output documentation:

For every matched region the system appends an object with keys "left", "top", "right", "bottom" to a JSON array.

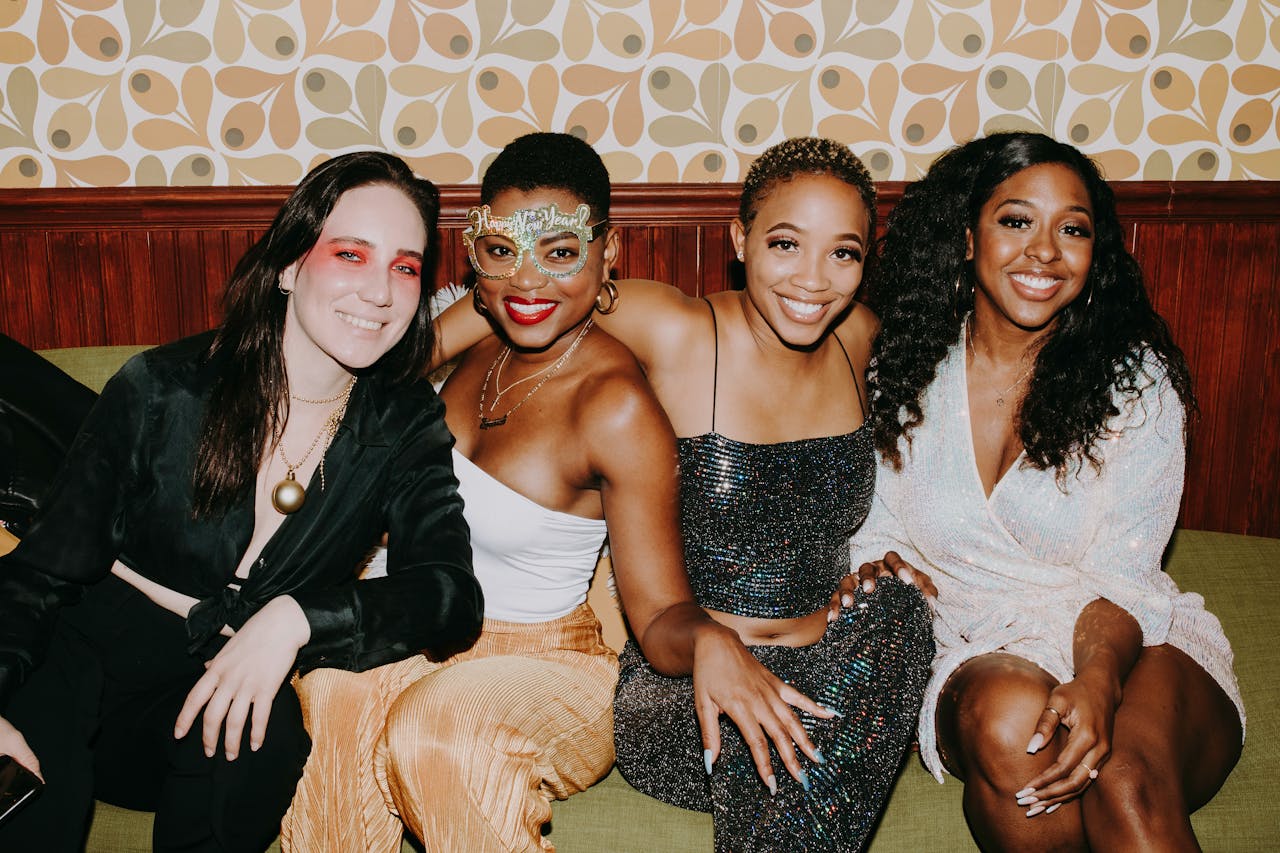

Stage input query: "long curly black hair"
[{"left": 866, "top": 132, "right": 1194, "bottom": 476}]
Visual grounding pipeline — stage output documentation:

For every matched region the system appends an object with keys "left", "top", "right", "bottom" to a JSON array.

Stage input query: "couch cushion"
[{"left": 37, "top": 345, "right": 153, "bottom": 394}]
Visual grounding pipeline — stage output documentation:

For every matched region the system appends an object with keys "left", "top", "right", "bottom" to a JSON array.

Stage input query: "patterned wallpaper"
[{"left": 2, "top": 0, "right": 1279, "bottom": 187}]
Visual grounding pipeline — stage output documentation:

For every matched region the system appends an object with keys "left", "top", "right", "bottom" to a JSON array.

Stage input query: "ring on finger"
[
  {"left": 1045, "top": 706, "right": 1063, "bottom": 720},
  {"left": 1080, "top": 762, "right": 1099, "bottom": 780}
]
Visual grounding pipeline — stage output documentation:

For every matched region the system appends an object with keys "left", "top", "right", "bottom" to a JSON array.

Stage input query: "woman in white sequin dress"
[{"left": 839, "top": 132, "right": 1243, "bottom": 851}]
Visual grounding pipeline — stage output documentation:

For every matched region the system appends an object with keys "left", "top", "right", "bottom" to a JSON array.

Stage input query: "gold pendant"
[{"left": 272, "top": 470, "right": 306, "bottom": 514}]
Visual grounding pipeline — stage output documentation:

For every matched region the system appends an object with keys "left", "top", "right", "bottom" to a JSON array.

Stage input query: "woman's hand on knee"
[
  {"left": 174, "top": 595, "right": 311, "bottom": 761},
  {"left": 0, "top": 714, "right": 42, "bottom": 781},
  {"left": 827, "top": 551, "right": 937, "bottom": 622},
  {"left": 691, "top": 625, "right": 833, "bottom": 793},
  {"left": 1016, "top": 677, "right": 1117, "bottom": 812}
]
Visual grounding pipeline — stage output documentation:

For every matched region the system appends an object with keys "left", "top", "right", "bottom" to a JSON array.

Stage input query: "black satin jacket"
[{"left": 0, "top": 333, "right": 481, "bottom": 711}]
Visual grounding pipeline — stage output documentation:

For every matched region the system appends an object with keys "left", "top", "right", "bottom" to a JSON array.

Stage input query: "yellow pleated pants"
[{"left": 280, "top": 603, "right": 619, "bottom": 853}]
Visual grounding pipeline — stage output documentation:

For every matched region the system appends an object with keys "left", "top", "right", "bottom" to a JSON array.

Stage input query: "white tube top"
[{"left": 366, "top": 449, "right": 608, "bottom": 622}]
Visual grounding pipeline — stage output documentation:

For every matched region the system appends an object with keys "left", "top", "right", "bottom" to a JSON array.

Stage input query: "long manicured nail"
[
  {"left": 798, "top": 769, "right": 811, "bottom": 792},
  {"left": 827, "top": 609, "right": 836, "bottom": 623},
  {"left": 1026, "top": 805, "right": 1046, "bottom": 817},
  {"left": 819, "top": 704, "right": 845, "bottom": 718},
  {"left": 1026, "top": 732, "right": 1045, "bottom": 754},
  {"left": 1016, "top": 795, "right": 1038, "bottom": 806},
  {"left": 861, "top": 579, "right": 874, "bottom": 593},
  {"left": 704, "top": 749, "right": 714, "bottom": 775},
  {"left": 1045, "top": 803, "right": 1061, "bottom": 815},
  {"left": 814, "top": 749, "right": 826, "bottom": 765},
  {"left": 841, "top": 593, "right": 854, "bottom": 607},
  {"left": 1014, "top": 787, "right": 1035, "bottom": 799},
  {"left": 766, "top": 774, "right": 778, "bottom": 796}
]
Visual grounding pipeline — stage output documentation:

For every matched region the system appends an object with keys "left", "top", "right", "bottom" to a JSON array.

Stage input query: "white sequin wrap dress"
[{"left": 850, "top": 339, "right": 1245, "bottom": 782}]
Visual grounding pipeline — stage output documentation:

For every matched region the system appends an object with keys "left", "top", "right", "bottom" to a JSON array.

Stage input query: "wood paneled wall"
[{"left": 1, "top": 182, "right": 1276, "bottom": 537}]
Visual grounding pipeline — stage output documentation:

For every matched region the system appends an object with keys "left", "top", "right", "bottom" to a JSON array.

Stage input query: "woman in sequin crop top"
[
  {"left": 439, "top": 138, "right": 936, "bottom": 851},
  {"left": 847, "top": 132, "right": 1242, "bottom": 851}
]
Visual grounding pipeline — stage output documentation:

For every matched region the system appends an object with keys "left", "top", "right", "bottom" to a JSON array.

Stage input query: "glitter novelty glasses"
[{"left": 463, "top": 202, "right": 609, "bottom": 280}]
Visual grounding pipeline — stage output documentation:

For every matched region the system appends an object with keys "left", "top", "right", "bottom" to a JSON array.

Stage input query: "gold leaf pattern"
[{"left": 0, "top": 2, "right": 1276, "bottom": 186}]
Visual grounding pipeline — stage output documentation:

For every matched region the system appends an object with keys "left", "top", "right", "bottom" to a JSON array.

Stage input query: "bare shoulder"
[
  {"left": 572, "top": 331, "right": 677, "bottom": 461},
  {"left": 834, "top": 300, "right": 880, "bottom": 370}
]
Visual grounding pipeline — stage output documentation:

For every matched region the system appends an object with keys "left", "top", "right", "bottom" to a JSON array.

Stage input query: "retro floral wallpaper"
[{"left": 1, "top": 0, "right": 1278, "bottom": 187}]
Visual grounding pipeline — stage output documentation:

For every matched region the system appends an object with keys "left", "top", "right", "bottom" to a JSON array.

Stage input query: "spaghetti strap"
[
  {"left": 832, "top": 333, "right": 867, "bottom": 420},
  {"left": 703, "top": 298, "right": 719, "bottom": 433}
]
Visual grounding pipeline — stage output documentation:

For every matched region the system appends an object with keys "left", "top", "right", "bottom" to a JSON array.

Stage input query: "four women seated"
[{"left": 0, "top": 130, "right": 1242, "bottom": 852}]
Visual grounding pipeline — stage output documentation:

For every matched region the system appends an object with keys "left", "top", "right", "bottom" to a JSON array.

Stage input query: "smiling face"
[
  {"left": 966, "top": 161, "right": 1095, "bottom": 333},
  {"left": 733, "top": 173, "right": 870, "bottom": 348},
  {"left": 472, "top": 187, "right": 618, "bottom": 354},
  {"left": 279, "top": 182, "right": 427, "bottom": 375}
]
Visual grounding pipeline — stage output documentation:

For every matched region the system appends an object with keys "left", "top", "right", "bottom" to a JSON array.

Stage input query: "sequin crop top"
[{"left": 677, "top": 303, "right": 876, "bottom": 619}]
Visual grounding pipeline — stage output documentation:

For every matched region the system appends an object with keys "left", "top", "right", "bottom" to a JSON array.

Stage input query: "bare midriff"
[{"left": 706, "top": 607, "right": 829, "bottom": 647}]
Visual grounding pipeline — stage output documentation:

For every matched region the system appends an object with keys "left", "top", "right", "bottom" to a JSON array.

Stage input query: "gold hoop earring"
[
  {"left": 595, "top": 279, "right": 619, "bottom": 314},
  {"left": 472, "top": 287, "right": 489, "bottom": 316}
]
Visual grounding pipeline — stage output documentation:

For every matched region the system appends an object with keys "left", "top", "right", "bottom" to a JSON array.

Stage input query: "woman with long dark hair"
[
  {"left": 840, "top": 131, "right": 1243, "bottom": 850},
  {"left": 0, "top": 151, "right": 480, "bottom": 852}
]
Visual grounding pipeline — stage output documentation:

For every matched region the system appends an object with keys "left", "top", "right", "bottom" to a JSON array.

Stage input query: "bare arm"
[
  {"left": 1018, "top": 598, "right": 1141, "bottom": 805},
  {"left": 431, "top": 288, "right": 494, "bottom": 371},
  {"left": 586, "top": 369, "right": 832, "bottom": 789},
  {"left": 591, "top": 278, "right": 707, "bottom": 374}
]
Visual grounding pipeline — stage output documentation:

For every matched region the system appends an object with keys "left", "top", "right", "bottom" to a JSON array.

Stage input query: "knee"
[
  {"left": 860, "top": 578, "right": 935, "bottom": 650},
  {"left": 1085, "top": 743, "right": 1181, "bottom": 827},
  {"left": 382, "top": 677, "right": 473, "bottom": 780},
  {"left": 943, "top": 667, "right": 1052, "bottom": 785}
]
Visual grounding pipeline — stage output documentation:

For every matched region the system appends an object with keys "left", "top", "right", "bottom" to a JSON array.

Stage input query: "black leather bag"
[{"left": 0, "top": 334, "right": 97, "bottom": 537}]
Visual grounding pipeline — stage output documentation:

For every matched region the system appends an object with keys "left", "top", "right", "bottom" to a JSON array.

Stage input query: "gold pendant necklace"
[
  {"left": 478, "top": 319, "right": 593, "bottom": 430},
  {"left": 271, "top": 378, "right": 355, "bottom": 514}
]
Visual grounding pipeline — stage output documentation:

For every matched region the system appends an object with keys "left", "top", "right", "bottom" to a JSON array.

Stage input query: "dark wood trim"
[
  {"left": 7, "top": 181, "right": 1279, "bottom": 229},
  {"left": 2, "top": 181, "right": 1277, "bottom": 537}
]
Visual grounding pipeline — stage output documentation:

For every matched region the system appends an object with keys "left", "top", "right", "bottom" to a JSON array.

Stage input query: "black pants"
[{"left": 0, "top": 577, "right": 310, "bottom": 853}]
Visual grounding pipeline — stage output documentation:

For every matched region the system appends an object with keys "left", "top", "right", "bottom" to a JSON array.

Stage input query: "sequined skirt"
[{"left": 613, "top": 578, "right": 934, "bottom": 853}]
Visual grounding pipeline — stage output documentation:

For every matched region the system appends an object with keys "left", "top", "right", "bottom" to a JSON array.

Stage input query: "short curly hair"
[
  {"left": 480, "top": 132, "right": 611, "bottom": 222},
  {"left": 867, "top": 131, "right": 1194, "bottom": 476},
  {"left": 739, "top": 137, "right": 878, "bottom": 242}
]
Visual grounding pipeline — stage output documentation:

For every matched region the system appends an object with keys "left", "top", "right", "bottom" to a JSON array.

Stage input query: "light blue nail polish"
[
  {"left": 799, "top": 769, "right": 811, "bottom": 792},
  {"left": 814, "top": 749, "right": 826, "bottom": 765},
  {"left": 819, "top": 704, "right": 845, "bottom": 718},
  {"left": 703, "top": 748, "right": 714, "bottom": 775}
]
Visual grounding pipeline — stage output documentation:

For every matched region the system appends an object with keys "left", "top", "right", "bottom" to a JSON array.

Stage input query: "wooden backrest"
[{"left": 3, "top": 182, "right": 1277, "bottom": 537}]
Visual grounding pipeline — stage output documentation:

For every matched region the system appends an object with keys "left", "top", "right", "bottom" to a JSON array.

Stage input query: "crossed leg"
[{"left": 936, "top": 645, "right": 1240, "bottom": 852}]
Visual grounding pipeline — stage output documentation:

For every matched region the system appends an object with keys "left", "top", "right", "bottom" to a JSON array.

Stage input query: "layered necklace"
[
  {"left": 479, "top": 318, "right": 593, "bottom": 430},
  {"left": 271, "top": 377, "right": 355, "bottom": 514},
  {"left": 966, "top": 318, "right": 1033, "bottom": 408}
]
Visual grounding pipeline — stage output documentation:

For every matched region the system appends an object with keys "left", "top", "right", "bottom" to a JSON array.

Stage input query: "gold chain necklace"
[
  {"left": 489, "top": 345, "right": 562, "bottom": 406},
  {"left": 271, "top": 378, "right": 355, "bottom": 514},
  {"left": 966, "top": 319, "right": 1033, "bottom": 408},
  {"left": 478, "top": 319, "right": 593, "bottom": 430}
]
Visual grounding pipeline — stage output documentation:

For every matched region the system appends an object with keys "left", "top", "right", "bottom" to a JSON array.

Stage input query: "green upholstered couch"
[{"left": 33, "top": 346, "right": 1280, "bottom": 852}]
